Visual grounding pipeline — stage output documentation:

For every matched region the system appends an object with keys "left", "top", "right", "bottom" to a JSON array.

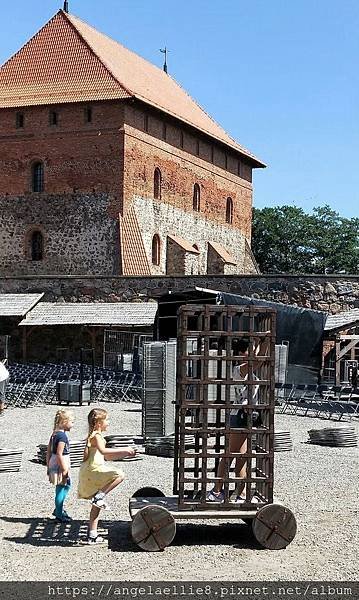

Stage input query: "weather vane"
[
  {"left": 63, "top": 1, "right": 69, "bottom": 13},
  {"left": 160, "top": 47, "right": 169, "bottom": 74}
]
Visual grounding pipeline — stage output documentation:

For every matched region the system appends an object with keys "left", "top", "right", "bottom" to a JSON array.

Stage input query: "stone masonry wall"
[
  {"left": 122, "top": 123, "right": 254, "bottom": 240},
  {"left": 1, "top": 275, "right": 359, "bottom": 313},
  {"left": 0, "top": 194, "right": 119, "bottom": 275},
  {"left": 133, "top": 196, "right": 252, "bottom": 274}
]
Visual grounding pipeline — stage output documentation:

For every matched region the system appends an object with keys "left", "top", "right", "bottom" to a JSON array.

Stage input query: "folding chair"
[{"left": 278, "top": 383, "right": 295, "bottom": 413}]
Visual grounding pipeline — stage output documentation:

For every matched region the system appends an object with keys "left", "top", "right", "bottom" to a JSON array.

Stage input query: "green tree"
[{"left": 251, "top": 205, "right": 359, "bottom": 274}]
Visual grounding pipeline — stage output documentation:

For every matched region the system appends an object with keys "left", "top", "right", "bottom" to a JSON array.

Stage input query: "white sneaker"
[
  {"left": 206, "top": 489, "right": 224, "bottom": 503},
  {"left": 91, "top": 494, "right": 109, "bottom": 509}
]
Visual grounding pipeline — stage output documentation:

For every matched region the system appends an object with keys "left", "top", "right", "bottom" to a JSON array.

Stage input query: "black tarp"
[
  {"left": 217, "top": 292, "right": 327, "bottom": 384},
  {"left": 156, "top": 288, "right": 327, "bottom": 384}
]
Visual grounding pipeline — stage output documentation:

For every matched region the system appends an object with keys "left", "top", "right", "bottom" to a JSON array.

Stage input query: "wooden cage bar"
[{"left": 174, "top": 304, "right": 276, "bottom": 510}]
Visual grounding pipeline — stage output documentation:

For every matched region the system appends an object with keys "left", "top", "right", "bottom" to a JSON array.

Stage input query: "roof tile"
[
  {"left": 0, "top": 10, "right": 264, "bottom": 165},
  {"left": 208, "top": 241, "right": 237, "bottom": 265},
  {"left": 119, "top": 206, "right": 151, "bottom": 275},
  {"left": 168, "top": 235, "right": 200, "bottom": 254},
  {"left": 19, "top": 302, "right": 157, "bottom": 326}
]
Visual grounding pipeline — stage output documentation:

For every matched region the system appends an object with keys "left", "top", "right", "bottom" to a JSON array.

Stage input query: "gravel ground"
[{"left": 0, "top": 403, "right": 358, "bottom": 581}]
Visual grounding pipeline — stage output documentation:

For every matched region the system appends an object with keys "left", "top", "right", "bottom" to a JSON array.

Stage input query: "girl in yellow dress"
[{"left": 78, "top": 408, "right": 135, "bottom": 544}]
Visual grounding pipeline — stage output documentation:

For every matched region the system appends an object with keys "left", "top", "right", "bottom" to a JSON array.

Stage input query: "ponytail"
[{"left": 83, "top": 408, "right": 108, "bottom": 462}]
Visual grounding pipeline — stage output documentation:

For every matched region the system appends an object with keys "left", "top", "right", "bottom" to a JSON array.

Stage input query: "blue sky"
[{"left": 1, "top": 0, "right": 358, "bottom": 218}]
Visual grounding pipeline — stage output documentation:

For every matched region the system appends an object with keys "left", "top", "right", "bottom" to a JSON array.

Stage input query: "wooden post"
[{"left": 335, "top": 337, "right": 341, "bottom": 385}]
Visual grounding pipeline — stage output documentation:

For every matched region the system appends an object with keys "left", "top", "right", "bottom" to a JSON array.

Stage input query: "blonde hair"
[
  {"left": 53, "top": 409, "right": 74, "bottom": 431},
  {"left": 83, "top": 408, "right": 108, "bottom": 461},
  {"left": 87, "top": 408, "right": 108, "bottom": 436}
]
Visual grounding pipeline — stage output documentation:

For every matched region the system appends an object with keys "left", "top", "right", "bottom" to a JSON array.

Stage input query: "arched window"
[
  {"left": 152, "top": 234, "right": 161, "bottom": 266},
  {"left": 154, "top": 168, "right": 162, "bottom": 200},
  {"left": 31, "top": 231, "right": 44, "bottom": 261},
  {"left": 193, "top": 183, "right": 200, "bottom": 212},
  {"left": 32, "top": 162, "right": 44, "bottom": 193},
  {"left": 226, "top": 197, "right": 233, "bottom": 224}
]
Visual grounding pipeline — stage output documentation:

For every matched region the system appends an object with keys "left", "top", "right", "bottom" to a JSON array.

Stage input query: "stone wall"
[
  {"left": 133, "top": 197, "right": 254, "bottom": 275},
  {"left": 1, "top": 275, "right": 359, "bottom": 313},
  {"left": 0, "top": 193, "right": 119, "bottom": 275},
  {"left": 122, "top": 123, "right": 254, "bottom": 240}
]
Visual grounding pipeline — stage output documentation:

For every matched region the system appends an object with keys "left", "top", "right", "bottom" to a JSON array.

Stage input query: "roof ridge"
[
  {"left": 61, "top": 10, "right": 132, "bottom": 96},
  {"left": 0, "top": 10, "right": 61, "bottom": 73},
  {"left": 60, "top": 12, "right": 259, "bottom": 161}
]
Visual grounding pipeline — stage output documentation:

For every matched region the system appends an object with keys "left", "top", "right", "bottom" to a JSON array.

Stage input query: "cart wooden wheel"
[
  {"left": 252, "top": 503, "right": 297, "bottom": 550},
  {"left": 131, "top": 505, "right": 176, "bottom": 552},
  {"left": 132, "top": 487, "right": 165, "bottom": 498}
]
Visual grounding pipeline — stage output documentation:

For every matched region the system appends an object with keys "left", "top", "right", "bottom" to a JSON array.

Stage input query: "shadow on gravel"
[
  {"left": 108, "top": 521, "right": 262, "bottom": 552},
  {"left": 2, "top": 517, "right": 262, "bottom": 552},
  {"left": 1, "top": 516, "right": 112, "bottom": 547},
  {"left": 172, "top": 522, "right": 262, "bottom": 550}
]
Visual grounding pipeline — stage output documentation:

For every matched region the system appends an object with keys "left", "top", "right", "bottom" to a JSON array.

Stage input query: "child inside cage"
[
  {"left": 207, "top": 335, "right": 268, "bottom": 504},
  {"left": 78, "top": 407, "right": 136, "bottom": 544},
  {"left": 46, "top": 408, "right": 74, "bottom": 522}
]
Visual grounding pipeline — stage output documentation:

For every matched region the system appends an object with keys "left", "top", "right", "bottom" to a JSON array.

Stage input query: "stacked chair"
[{"left": 276, "top": 382, "right": 359, "bottom": 421}]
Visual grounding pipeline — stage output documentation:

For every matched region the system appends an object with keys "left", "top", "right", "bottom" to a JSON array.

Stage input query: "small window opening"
[
  {"left": 154, "top": 168, "right": 162, "bottom": 200},
  {"left": 152, "top": 234, "right": 161, "bottom": 266},
  {"left": 32, "top": 162, "right": 44, "bottom": 193},
  {"left": 85, "top": 107, "right": 92, "bottom": 123},
  {"left": 226, "top": 197, "right": 233, "bottom": 224},
  {"left": 144, "top": 114, "right": 149, "bottom": 132},
  {"left": 31, "top": 231, "right": 44, "bottom": 261},
  {"left": 16, "top": 113, "right": 24, "bottom": 128},
  {"left": 193, "top": 183, "right": 200, "bottom": 212},
  {"left": 49, "top": 111, "right": 58, "bottom": 126}
]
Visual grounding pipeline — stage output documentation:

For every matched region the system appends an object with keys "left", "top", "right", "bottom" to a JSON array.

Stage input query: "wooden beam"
[{"left": 338, "top": 339, "right": 359, "bottom": 359}]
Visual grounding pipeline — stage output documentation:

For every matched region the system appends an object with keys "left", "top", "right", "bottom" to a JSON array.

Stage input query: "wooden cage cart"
[{"left": 129, "top": 305, "right": 297, "bottom": 551}]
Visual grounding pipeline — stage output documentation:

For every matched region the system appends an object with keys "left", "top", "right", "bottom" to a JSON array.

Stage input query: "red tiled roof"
[
  {"left": 0, "top": 10, "right": 265, "bottom": 166},
  {"left": 208, "top": 241, "right": 237, "bottom": 265},
  {"left": 119, "top": 206, "right": 151, "bottom": 275},
  {"left": 168, "top": 235, "right": 200, "bottom": 254},
  {"left": 0, "top": 11, "right": 129, "bottom": 107}
]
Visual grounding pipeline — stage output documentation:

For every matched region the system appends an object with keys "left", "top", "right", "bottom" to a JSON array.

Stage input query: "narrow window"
[
  {"left": 31, "top": 231, "right": 44, "bottom": 261},
  {"left": 226, "top": 197, "right": 233, "bottom": 224},
  {"left": 49, "top": 110, "right": 58, "bottom": 126},
  {"left": 193, "top": 183, "right": 200, "bottom": 212},
  {"left": 180, "top": 130, "right": 184, "bottom": 149},
  {"left": 16, "top": 112, "right": 24, "bottom": 128},
  {"left": 225, "top": 154, "right": 228, "bottom": 170},
  {"left": 162, "top": 122, "right": 167, "bottom": 141},
  {"left": 196, "top": 139, "right": 200, "bottom": 156},
  {"left": 152, "top": 234, "right": 160, "bottom": 266},
  {"left": 211, "top": 146, "right": 214, "bottom": 163},
  {"left": 154, "top": 168, "right": 162, "bottom": 200},
  {"left": 237, "top": 160, "right": 241, "bottom": 177},
  {"left": 85, "top": 107, "right": 92, "bottom": 123},
  {"left": 144, "top": 114, "right": 149, "bottom": 132},
  {"left": 32, "top": 162, "right": 44, "bottom": 193}
]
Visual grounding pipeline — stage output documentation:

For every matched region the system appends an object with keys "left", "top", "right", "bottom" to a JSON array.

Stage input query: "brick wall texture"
[{"left": 0, "top": 99, "right": 258, "bottom": 276}]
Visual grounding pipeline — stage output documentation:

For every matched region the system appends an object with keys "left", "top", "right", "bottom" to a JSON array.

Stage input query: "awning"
[
  {"left": 19, "top": 302, "right": 157, "bottom": 327},
  {"left": 0, "top": 294, "right": 44, "bottom": 317}
]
